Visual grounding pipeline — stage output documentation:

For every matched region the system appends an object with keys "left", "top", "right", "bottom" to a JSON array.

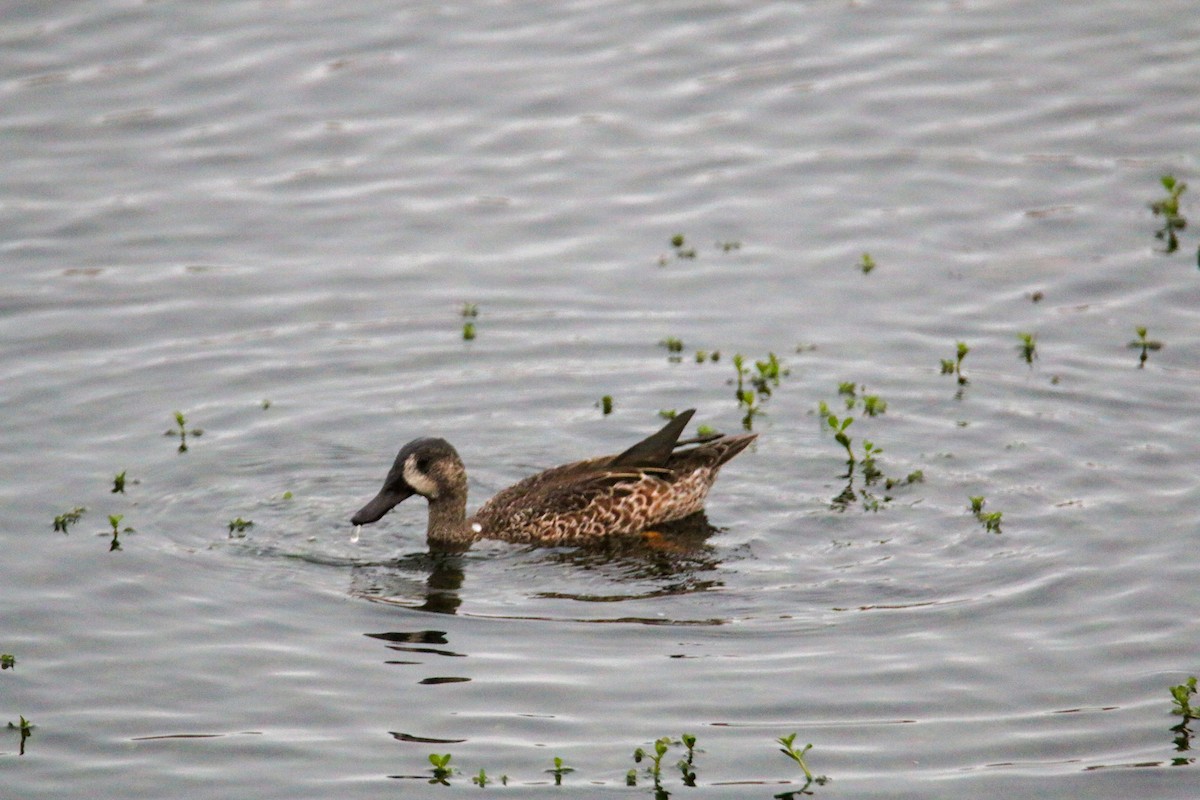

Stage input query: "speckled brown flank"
[{"left": 351, "top": 409, "right": 756, "bottom": 549}]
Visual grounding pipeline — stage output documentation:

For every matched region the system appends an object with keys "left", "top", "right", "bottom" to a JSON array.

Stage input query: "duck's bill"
[{"left": 351, "top": 486, "right": 414, "bottom": 525}]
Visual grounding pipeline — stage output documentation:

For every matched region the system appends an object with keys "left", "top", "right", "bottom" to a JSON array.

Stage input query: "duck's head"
[{"left": 351, "top": 437, "right": 466, "bottom": 525}]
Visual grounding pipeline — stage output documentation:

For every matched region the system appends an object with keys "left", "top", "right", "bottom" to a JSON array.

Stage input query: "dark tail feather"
[{"left": 612, "top": 409, "right": 696, "bottom": 467}]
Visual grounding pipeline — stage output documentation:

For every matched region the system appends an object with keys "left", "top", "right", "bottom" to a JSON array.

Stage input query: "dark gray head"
[{"left": 351, "top": 437, "right": 465, "bottom": 525}]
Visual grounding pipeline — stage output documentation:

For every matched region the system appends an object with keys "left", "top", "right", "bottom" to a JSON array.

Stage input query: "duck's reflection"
[{"left": 348, "top": 511, "right": 726, "bottom": 614}]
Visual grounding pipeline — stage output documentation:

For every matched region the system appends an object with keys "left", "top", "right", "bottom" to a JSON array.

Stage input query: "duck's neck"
[{"left": 425, "top": 491, "right": 476, "bottom": 549}]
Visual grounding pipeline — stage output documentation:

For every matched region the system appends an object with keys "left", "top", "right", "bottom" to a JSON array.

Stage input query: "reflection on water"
[{"left": 348, "top": 513, "right": 727, "bottom": 615}]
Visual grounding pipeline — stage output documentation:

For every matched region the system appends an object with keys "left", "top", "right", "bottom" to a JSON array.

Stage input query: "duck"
[{"left": 350, "top": 409, "right": 756, "bottom": 549}]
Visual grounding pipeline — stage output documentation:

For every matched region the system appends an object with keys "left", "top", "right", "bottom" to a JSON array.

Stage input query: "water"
[{"left": 3, "top": 1, "right": 1199, "bottom": 797}]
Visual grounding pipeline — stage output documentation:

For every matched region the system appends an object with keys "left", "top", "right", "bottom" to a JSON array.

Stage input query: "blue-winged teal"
[{"left": 351, "top": 409, "right": 755, "bottom": 549}]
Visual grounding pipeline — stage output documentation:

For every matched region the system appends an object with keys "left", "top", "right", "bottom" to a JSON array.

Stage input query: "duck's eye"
[{"left": 415, "top": 458, "right": 430, "bottom": 473}]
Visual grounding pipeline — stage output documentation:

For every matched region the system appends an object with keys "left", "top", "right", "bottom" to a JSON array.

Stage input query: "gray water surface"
[{"left": 3, "top": 2, "right": 1199, "bottom": 797}]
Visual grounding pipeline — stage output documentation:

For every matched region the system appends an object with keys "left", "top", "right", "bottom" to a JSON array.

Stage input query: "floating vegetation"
[
  {"left": 261, "top": 399, "right": 272, "bottom": 410},
  {"left": 717, "top": 240, "right": 741, "bottom": 252},
  {"left": 165, "top": 411, "right": 203, "bottom": 453},
  {"left": 461, "top": 302, "right": 479, "bottom": 318},
  {"left": 658, "top": 409, "right": 677, "bottom": 419},
  {"left": 659, "top": 336, "right": 684, "bottom": 362},
  {"left": 53, "top": 506, "right": 86, "bottom": 533},
  {"left": 462, "top": 321, "right": 476, "bottom": 341},
  {"left": 1, "top": 654, "right": 14, "bottom": 670},
  {"left": 732, "top": 352, "right": 789, "bottom": 430},
  {"left": 777, "top": 732, "right": 829, "bottom": 792},
  {"left": 940, "top": 341, "right": 970, "bottom": 386},
  {"left": 1016, "top": 332, "right": 1038, "bottom": 364},
  {"left": 470, "top": 768, "right": 490, "bottom": 787},
  {"left": 1150, "top": 175, "right": 1188, "bottom": 254},
  {"left": 111, "top": 470, "right": 126, "bottom": 494},
  {"left": 598, "top": 395, "right": 614, "bottom": 415},
  {"left": 228, "top": 517, "right": 254, "bottom": 538},
  {"left": 670, "top": 233, "right": 697, "bottom": 260},
  {"left": 1171, "top": 676, "right": 1197, "bottom": 721},
  {"left": 1128, "top": 326, "right": 1164, "bottom": 368},
  {"left": 694, "top": 349, "right": 720, "bottom": 363},
  {"left": 107, "top": 514, "right": 134, "bottom": 551},
  {"left": 696, "top": 423, "right": 718, "bottom": 438},
  {"left": 8, "top": 715, "right": 32, "bottom": 755},
  {"left": 969, "top": 496, "right": 1003, "bottom": 534},
  {"left": 837, "top": 383, "right": 887, "bottom": 416},
  {"left": 428, "top": 753, "right": 454, "bottom": 785},
  {"left": 858, "top": 252, "right": 876, "bottom": 274},
  {"left": 546, "top": 756, "right": 574, "bottom": 786}
]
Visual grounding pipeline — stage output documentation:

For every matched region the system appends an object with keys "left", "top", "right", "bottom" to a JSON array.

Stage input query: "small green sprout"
[
  {"left": 827, "top": 414, "right": 855, "bottom": 464},
  {"left": 861, "top": 441, "right": 883, "bottom": 484},
  {"left": 1170, "top": 676, "right": 1197, "bottom": 719},
  {"left": 885, "top": 469, "right": 924, "bottom": 490},
  {"left": 777, "top": 732, "right": 827, "bottom": 786},
  {"left": 282, "top": 491, "right": 293, "bottom": 500},
  {"left": 940, "top": 341, "right": 970, "bottom": 386},
  {"left": 461, "top": 302, "right": 479, "bottom": 318},
  {"left": 658, "top": 409, "right": 677, "bottom": 419},
  {"left": 751, "top": 353, "right": 787, "bottom": 397},
  {"left": 261, "top": 399, "right": 271, "bottom": 410},
  {"left": 112, "top": 470, "right": 126, "bottom": 494},
  {"left": 670, "top": 233, "right": 696, "bottom": 259},
  {"left": 228, "top": 518, "right": 254, "bottom": 537},
  {"left": 969, "top": 497, "right": 1002, "bottom": 533},
  {"left": 53, "top": 506, "right": 86, "bottom": 533},
  {"left": 858, "top": 252, "right": 876, "bottom": 274},
  {"left": 861, "top": 394, "right": 887, "bottom": 417},
  {"left": 428, "top": 753, "right": 453, "bottom": 785},
  {"left": 1017, "top": 332, "right": 1037, "bottom": 364},
  {"left": 718, "top": 240, "right": 741, "bottom": 252},
  {"left": 1151, "top": 175, "right": 1188, "bottom": 253},
  {"left": 462, "top": 321, "right": 476, "bottom": 340},
  {"left": 8, "top": 715, "right": 33, "bottom": 755},
  {"left": 107, "top": 514, "right": 133, "bottom": 551},
  {"left": 546, "top": 756, "right": 574, "bottom": 785},
  {"left": 1, "top": 654, "right": 14, "bottom": 670},
  {"left": 471, "top": 768, "right": 489, "bottom": 787},
  {"left": 678, "top": 733, "right": 698, "bottom": 785},
  {"left": 659, "top": 336, "right": 684, "bottom": 360},
  {"left": 1129, "top": 326, "right": 1164, "bottom": 368},
  {"left": 165, "top": 411, "right": 203, "bottom": 453},
  {"left": 598, "top": 395, "right": 614, "bottom": 415},
  {"left": 696, "top": 424, "right": 718, "bottom": 438},
  {"left": 625, "top": 769, "right": 638, "bottom": 786}
]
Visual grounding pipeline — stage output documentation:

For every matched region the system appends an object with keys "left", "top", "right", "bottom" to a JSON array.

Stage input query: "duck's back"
[{"left": 470, "top": 432, "right": 755, "bottom": 545}]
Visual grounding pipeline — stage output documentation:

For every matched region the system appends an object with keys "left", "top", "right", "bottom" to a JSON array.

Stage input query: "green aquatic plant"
[
  {"left": 694, "top": 348, "right": 721, "bottom": 363},
  {"left": 598, "top": 395, "right": 614, "bottom": 415},
  {"left": 969, "top": 496, "right": 1003, "bottom": 534},
  {"left": 261, "top": 399, "right": 271, "bottom": 410},
  {"left": 1129, "top": 326, "right": 1164, "bottom": 368},
  {"left": 1017, "top": 332, "right": 1037, "bottom": 364},
  {"left": 659, "top": 336, "right": 684, "bottom": 362},
  {"left": 53, "top": 506, "right": 86, "bottom": 533},
  {"left": 751, "top": 353, "right": 787, "bottom": 398},
  {"left": 940, "top": 341, "right": 970, "bottom": 386},
  {"left": 858, "top": 252, "right": 876, "bottom": 274},
  {"left": 777, "top": 732, "right": 828, "bottom": 787},
  {"left": 658, "top": 409, "right": 677, "bottom": 419},
  {"left": 885, "top": 470, "right": 924, "bottom": 490},
  {"left": 670, "top": 233, "right": 697, "bottom": 259},
  {"left": 678, "top": 733, "right": 699, "bottom": 786},
  {"left": 696, "top": 424, "right": 718, "bottom": 438},
  {"left": 470, "top": 768, "right": 489, "bottom": 787},
  {"left": 860, "top": 441, "right": 883, "bottom": 485},
  {"left": 546, "top": 756, "right": 574, "bottom": 785},
  {"left": 1, "top": 654, "right": 14, "bottom": 670},
  {"left": 461, "top": 302, "right": 479, "bottom": 318},
  {"left": 107, "top": 514, "right": 134, "bottom": 551},
  {"left": 462, "top": 321, "right": 476, "bottom": 341},
  {"left": 1150, "top": 175, "right": 1188, "bottom": 253},
  {"left": 112, "top": 470, "right": 126, "bottom": 494},
  {"left": 9, "top": 714, "right": 32, "bottom": 755},
  {"left": 228, "top": 518, "right": 254, "bottom": 537},
  {"left": 826, "top": 413, "right": 855, "bottom": 465},
  {"left": 165, "top": 411, "right": 203, "bottom": 453},
  {"left": 428, "top": 753, "right": 454, "bottom": 785},
  {"left": 1170, "top": 676, "right": 1198, "bottom": 720}
]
